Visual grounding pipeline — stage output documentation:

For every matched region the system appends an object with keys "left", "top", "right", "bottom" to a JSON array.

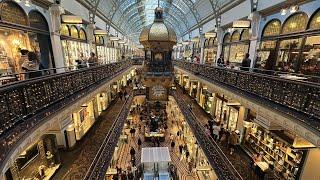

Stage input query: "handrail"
[
  {"left": 174, "top": 60, "right": 320, "bottom": 84},
  {"left": 0, "top": 61, "right": 132, "bottom": 168},
  {"left": 173, "top": 60, "right": 320, "bottom": 133},
  {"left": 172, "top": 91, "right": 242, "bottom": 180},
  {"left": 85, "top": 93, "right": 133, "bottom": 179}
]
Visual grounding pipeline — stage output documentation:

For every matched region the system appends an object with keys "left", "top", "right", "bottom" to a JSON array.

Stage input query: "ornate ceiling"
[{"left": 82, "top": 0, "right": 238, "bottom": 42}]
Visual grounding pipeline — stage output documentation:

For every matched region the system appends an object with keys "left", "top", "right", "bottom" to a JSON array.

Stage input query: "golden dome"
[{"left": 139, "top": 7, "right": 177, "bottom": 50}]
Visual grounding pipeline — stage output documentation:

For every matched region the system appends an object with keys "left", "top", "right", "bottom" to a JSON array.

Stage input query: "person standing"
[
  {"left": 241, "top": 53, "right": 251, "bottom": 71},
  {"left": 88, "top": 52, "right": 98, "bottom": 66},
  {"left": 119, "top": 90, "right": 123, "bottom": 100},
  {"left": 217, "top": 55, "right": 224, "bottom": 66},
  {"left": 178, "top": 144, "right": 183, "bottom": 154},
  {"left": 130, "top": 147, "right": 136, "bottom": 159},
  {"left": 228, "top": 131, "right": 238, "bottom": 155},
  {"left": 170, "top": 141, "right": 175, "bottom": 150},
  {"left": 137, "top": 138, "right": 142, "bottom": 149}
]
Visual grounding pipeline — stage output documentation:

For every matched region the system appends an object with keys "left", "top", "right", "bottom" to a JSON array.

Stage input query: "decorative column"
[
  {"left": 87, "top": 23, "right": 96, "bottom": 55},
  {"left": 196, "top": 81, "right": 201, "bottom": 102},
  {"left": 216, "top": 27, "right": 224, "bottom": 66},
  {"left": 199, "top": 33, "right": 205, "bottom": 64},
  {"left": 210, "top": 93, "right": 217, "bottom": 117},
  {"left": 248, "top": 11, "right": 261, "bottom": 68},
  {"left": 49, "top": 4, "right": 65, "bottom": 72}
]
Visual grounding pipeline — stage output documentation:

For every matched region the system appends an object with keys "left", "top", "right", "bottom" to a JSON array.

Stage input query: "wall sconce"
[
  {"left": 25, "top": 0, "right": 31, "bottom": 7},
  {"left": 192, "top": 84, "right": 197, "bottom": 89},
  {"left": 113, "top": 84, "right": 117, "bottom": 89},
  {"left": 290, "top": 5, "right": 299, "bottom": 13},
  {"left": 280, "top": 8, "right": 287, "bottom": 16},
  {"left": 99, "top": 94, "right": 103, "bottom": 100}
]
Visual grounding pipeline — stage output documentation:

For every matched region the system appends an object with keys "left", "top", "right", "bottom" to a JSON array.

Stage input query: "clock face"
[{"left": 152, "top": 85, "right": 166, "bottom": 97}]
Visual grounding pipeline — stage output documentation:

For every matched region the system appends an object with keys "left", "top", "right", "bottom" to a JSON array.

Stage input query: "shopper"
[
  {"left": 179, "top": 144, "right": 183, "bottom": 154},
  {"left": 217, "top": 55, "right": 224, "bottom": 66},
  {"left": 119, "top": 91, "right": 123, "bottom": 100},
  {"left": 212, "top": 124, "right": 221, "bottom": 141},
  {"left": 130, "top": 147, "right": 136, "bottom": 158},
  {"left": 170, "top": 141, "right": 175, "bottom": 150},
  {"left": 88, "top": 52, "right": 98, "bottom": 66},
  {"left": 241, "top": 53, "right": 251, "bottom": 71},
  {"left": 137, "top": 138, "right": 142, "bottom": 149},
  {"left": 228, "top": 131, "right": 238, "bottom": 155}
]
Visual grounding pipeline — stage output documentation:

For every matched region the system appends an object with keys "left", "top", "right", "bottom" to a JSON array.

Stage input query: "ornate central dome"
[{"left": 139, "top": 7, "right": 177, "bottom": 51}]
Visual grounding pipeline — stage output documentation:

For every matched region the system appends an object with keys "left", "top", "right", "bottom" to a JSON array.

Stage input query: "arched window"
[
  {"left": 231, "top": 31, "right": 240, "bottom": 42},
  {"left": 70, "top": 26, "right": 79, "bottom": 38},
  {"left": 240, "top": 29, "right": 250, "bottom": 41},
  {"left": 0, "top": 1, "right": 28, "bottom": 26},
  {"left": 282, "top": 13, "right": 308, "bottom": 34},
  {"left": 29, "top": 11, "right": 49, "bottom": 31},
  {"left": 79, "top": 28, "right": 87, "bottom": 40},
  {"left": 60, "top": 24, "right": 70, "bottom": 36},
  {"left": 262, "top": 19, "right": 281, "bottom": 37},
  {"left": 223, "top": 33, "right": 231, "bottom": 43},
  {"left": 308, "top": 9, "right": 320, "bottom": 30}
]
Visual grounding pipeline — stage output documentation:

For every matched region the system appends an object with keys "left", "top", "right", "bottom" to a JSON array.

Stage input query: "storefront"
[
  {"left": 257, "top": 8, "right": 320, "bottom": 75},
  {"left": 203, "top": 37, "right": 218, "bottom": 65},
  {"left": 241, "top": 113, "right": 315, "bottom": 179},
  {"left": 95, "top": 35, "right": 108, "bottom": 64},
  {"left": 60, "top": 24, "right": 90, "bottom": 67},
  {"left": 0, "top": 2, "right": 53, "bottom": 75},
  {"left": 222, "top": 29, "right": 250, "bottom": 66},
  {"left": 72, "top": 99, "right": 97, "bottom": 140},
  {"left": 192, "top": 40, "right": 200, "bottom": 60},
  {"left": 200, "top": 88, "right": 214, "bottom": 114},
  {"left": 5, "top": 135, "right": 60, "bottom": 180}
]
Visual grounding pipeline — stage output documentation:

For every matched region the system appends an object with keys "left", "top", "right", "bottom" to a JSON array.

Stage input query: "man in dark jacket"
[{"left": 241, "top": 53, "right": 251, "bottom": 71}]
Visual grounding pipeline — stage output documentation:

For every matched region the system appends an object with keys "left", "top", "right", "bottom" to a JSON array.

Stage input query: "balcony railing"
[
  {"left": 172, "top": 91, "right": 242, "bottom": 180},
  {"left": 85, "top": 94, "right": 133, "bottom": 179},
  {"left": 173, "top": 60, "right": 320, "bottom": 133},
  {"left": 0, "top": 61, "right": 132, "bottom": 165}
]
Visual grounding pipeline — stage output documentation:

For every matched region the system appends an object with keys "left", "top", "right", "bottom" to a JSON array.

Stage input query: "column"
[
  {"left": 199, "top": 33, "right": 205, "bottom": 64},
  {"left": 248, "top": 12, "right": 262, "bottom": 68},
  {"left": 196, "top": 81, "right": 201, "bottom": 102},
  {"left": 49, "top": 4, "right": 65, "bottom": 72},
  {"left": 216, "top": 27, "right": 224, "bottom": 66},
  {"left": 66, "top": 125, "right": 76, "bottom": 148},
  {"left": 87, "top": 23, "right": 96, "bottom": 54}
]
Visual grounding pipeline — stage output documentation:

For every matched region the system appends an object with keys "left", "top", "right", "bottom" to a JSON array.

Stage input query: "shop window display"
[
  {"left": 204, "top": 38, "right": 217, "bottom": 65},
  {"left": 243, "top": 122, "right": 306, "bottom": 179},
  {"left": 228, "top": 30, "right": 250, "bottom": 65}
]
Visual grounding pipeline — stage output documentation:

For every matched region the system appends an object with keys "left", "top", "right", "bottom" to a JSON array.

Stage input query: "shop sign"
[
  {"left": 94, "top": 30, "right": 108, "bottom": 35},
  {"left": 204, "top": 32, "right": 217, "bottom": 38},
  {"left": 61, "top": 15, "right": 83, "bottom": 24},
  {"left": 232, "top": 20, "right": 251, "bottom": 28}
]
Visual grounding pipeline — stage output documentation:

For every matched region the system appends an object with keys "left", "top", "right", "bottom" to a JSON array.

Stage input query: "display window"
[
  {"left": 204, "top": 38, "right": 218, "bottom": 65},
  {"left": 227, "top": 107, "right": 239, "bottom": 131},
  {"left": 0, "top": 2, "right": 52, "bottom": 75},
  {"left": 227, "top": 30, "right": 250, "bottom": 65},
  {"left": 60, "top": 24, "right": 90, "bottom": 67},
  {"left": 258, "top": 9, "right": 320, "bottom": 75}
]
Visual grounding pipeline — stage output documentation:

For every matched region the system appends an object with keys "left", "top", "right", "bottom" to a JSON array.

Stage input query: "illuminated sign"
[{"left": 232, "top": 20, "right": 251, "bottom": 28}]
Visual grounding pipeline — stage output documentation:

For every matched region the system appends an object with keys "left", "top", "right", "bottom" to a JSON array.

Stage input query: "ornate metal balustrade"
[
  {"left": 172, "top": 91, "right": 242, "bottom": 180},
  {"left": 0, "top": 61, "right": 132, "bottom": 165},
  {"left": 173, "top": 60, "right": 320, "bottom": 133},
  {"left": 85, "top": 94, "right": 133, "bottom": 179}
]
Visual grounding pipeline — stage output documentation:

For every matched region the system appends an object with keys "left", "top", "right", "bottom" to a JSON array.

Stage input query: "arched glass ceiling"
[{"left": 84, "top": 0, "right": 239, "bottom": 41}]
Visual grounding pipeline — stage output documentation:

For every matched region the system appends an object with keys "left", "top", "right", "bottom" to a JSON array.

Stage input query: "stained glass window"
[
  {"left": 309, "top": 10, "right": 320, "bottom": 30},
  {"left": 263, "top": 19, "right": 281, "bottom": 37},
  {"left": 231, "top": 31, "right": 240, "bottom": 42},
  {"left": 79, "top": 28, "right": 87, "bottom": 40},
  {"left": 282, "top": 13, "right": 308, "bottom": 34},
  {"left": 223, "top": 33, "right": 231, "bottom": 43},
  {"left": 70, "top": 26, "right": 79, "bottom": 38},
  {"left": 60, "top": 25, "right": 70, "bottom": 36}
]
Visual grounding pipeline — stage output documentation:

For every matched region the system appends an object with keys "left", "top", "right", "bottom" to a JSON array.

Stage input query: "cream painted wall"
[
  {"left": 61, "top": 0, "right": 89, "bottom": 21},
  {"left": 220, "top": 0, "right": 251, "bottom": 27},
  {"left": 300, "top": 148, "right": 320, "bottom": 180}
]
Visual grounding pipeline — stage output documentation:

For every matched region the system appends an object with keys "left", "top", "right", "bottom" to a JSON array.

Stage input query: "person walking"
[
  {"left": 241, "top": 53, "right": 251, "bottom": 71},
  {"left": 137, "top": 138, "right": 142, "bottom": 149},
  {"left": 179, "top": 144, "right": 183, "bottom": 154},
  {"left": 170, "top": 141, "right": 175, "bottom": 151},
  {"left": 130, "top": 147, "right": 136, "bottom": 158},
  {"left": 228, "top": 131, "right": 238, "bottom": 155},
  {"left": 119, "top": 90, "right": 123, "bottom": 100}
]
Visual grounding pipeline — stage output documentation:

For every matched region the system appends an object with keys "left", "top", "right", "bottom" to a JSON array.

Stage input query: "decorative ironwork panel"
[{"left": 173, "top": 60, "right": 320, "bottom": 132}]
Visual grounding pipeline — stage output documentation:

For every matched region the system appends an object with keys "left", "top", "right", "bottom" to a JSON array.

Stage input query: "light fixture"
[
  {"left": 192, "top": 84, "right": 197, "bottom": 89},
  {"left": 317, "top": 17, "right": 320, "bottom": 23},
  {"left": 290, "top": 5, "right": 299, "bottom": 13},
  {"left": 14, "top": 0, "right": 22, "bottom": 2},
  {"left": 25, "top": 0, "right": 31, "bottom": 7},
  {"left": 113, "top": 84, "right": 117, "bottom": 89},
  {"left": 280, "top": 8, "right": 287, "bottom": 16},
  {"left": 99, "top": 94, "right": 104, "bottom": 100}
]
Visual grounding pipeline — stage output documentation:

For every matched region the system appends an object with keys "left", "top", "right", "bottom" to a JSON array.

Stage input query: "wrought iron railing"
[
  {"left": 0, "top": 61, "right": 132, "bottom": 166},
  {"left": 173, "top": 60, "right": 320, "bottom": 133},
  {"left": 172, "top": 91, "right": 242, "bottom": 180},
  {"left": 84, "top": 94, "right": 133, "bottom": 179}
]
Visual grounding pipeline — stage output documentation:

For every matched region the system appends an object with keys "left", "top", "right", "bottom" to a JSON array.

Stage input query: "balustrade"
[
  {"left": 173, "top": 60, "right": 320, "bottom": 132},
  {"left": 0, "top": 61, "right": 131, "bottom": 165}
]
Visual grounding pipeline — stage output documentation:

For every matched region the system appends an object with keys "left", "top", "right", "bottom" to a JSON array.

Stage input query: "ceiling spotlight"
[
  {"left": 280, "top": 8, "right": 287, "bottom": 16},
  {"left": 25, "top": 0, "right": 31, "bottom": 7},
  {"left": 290, "top": 5, "right": 299, "bottom": 13}
]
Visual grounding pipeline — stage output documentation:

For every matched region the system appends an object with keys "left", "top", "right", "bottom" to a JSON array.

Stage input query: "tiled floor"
[{"left": 106, "top": 96, "right": 217, "bottom": 180}]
